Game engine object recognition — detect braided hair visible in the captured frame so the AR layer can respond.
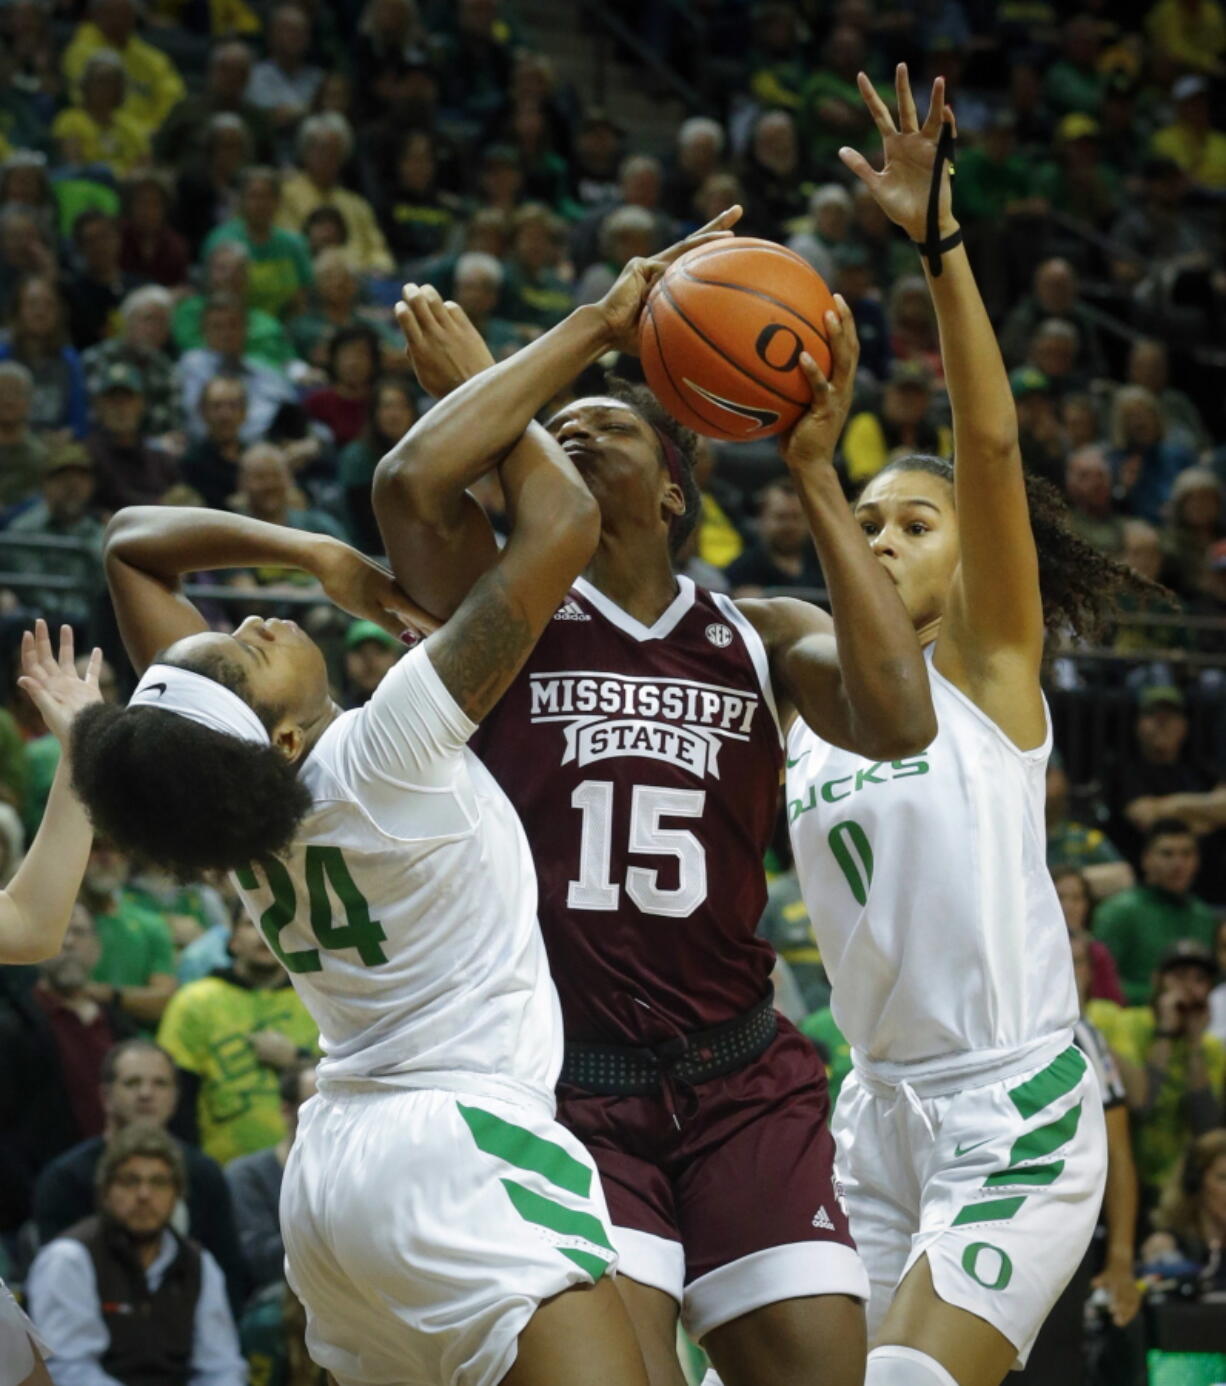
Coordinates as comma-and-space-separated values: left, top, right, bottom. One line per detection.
874, 454, 1162, 641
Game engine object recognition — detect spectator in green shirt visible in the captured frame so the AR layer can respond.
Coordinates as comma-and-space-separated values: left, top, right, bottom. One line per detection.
1044, 14, 1107, 116
1091, 941, 1225, 1197
203, 167, 313, 321
80, 838, 178, 1030
952, 112, 1041, 227
172, 241, 296, 369
1095, 819, 1220, 1004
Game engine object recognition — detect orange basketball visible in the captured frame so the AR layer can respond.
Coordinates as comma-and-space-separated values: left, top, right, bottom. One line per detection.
639, 238, 836, 441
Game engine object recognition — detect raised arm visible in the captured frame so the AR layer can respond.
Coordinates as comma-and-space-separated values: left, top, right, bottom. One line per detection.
842, 67, 1046, 746
0, 622, 100, 964
103, 507, 428, 674
374, 210, 742, 620
739, 299, 934, 757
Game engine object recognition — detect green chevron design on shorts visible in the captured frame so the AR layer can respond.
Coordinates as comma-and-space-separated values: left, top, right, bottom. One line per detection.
1007, 1045, 1086, 1121
458, 1103, 592, 1197
561, 1247, 613, 1281
500, 1178, 616, 1253
984, 1160, 1065, 1188
951, 1195, 1027, 1227
1007, 1100, 1083, 1167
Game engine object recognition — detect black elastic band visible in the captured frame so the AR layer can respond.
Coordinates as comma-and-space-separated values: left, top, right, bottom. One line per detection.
915, 121, 961, 277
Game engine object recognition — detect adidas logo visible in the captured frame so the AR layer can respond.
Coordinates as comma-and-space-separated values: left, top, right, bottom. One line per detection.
553, 599, 591, 621
811, 1206, 835, 1231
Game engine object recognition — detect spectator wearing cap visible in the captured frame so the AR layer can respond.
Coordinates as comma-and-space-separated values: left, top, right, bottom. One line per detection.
1000, 258, 1107, 377
52, 50, 150, 178
33, 1039, 249, 1314
82, 285, 182, 440
0, 360, 47, 509
177, 297, 297, 448
1092, 940, 1225, 1198
278, 114, 394, 276
1047, 753, 1135, 900
1096, 819, 1220, 1004
1009, 367, 1067, 487
841, 361, 952, 486
342, 621, 403, 709
787, 184, 853, 282
85, 360, 178, 511
203, 168, 314, 322
27, 1123, 246, 1386
725, 478, 824, 599
61, 0, 186, 141
1065, 445, 1126, 556
1107, 384, 1196, 527
3, 444, 103, 627
0, 908, 134, 1233
1144, 0, 1226, 81
1151, 75, 1226, 190
153, 41, 274, 169
1033, 113, 1122, 229
245, 3, 323, 139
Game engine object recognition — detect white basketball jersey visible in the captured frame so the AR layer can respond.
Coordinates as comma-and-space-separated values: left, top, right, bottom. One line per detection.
233, 643, 561, 1110
786, 646, 1076, 1085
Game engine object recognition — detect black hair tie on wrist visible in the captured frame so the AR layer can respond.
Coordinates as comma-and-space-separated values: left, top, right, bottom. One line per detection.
914, 120, 961, 277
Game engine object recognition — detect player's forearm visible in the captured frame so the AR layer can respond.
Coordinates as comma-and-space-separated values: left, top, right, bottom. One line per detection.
377, 307, 611, 518
922, 238, 1019, 464
105, 507, 338, 583
1149, 789, 1226, 832
0, 756, 92, 964
114, 976, 177, 1026
1103, 1109, 1138, 1268
795, 467, 935, 757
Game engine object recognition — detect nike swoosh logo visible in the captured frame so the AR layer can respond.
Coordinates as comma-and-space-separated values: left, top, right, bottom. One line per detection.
786, 751, 809, 769
954, 1138, 992, 1157
682, 378, 781, 432
146, 682, 167, 696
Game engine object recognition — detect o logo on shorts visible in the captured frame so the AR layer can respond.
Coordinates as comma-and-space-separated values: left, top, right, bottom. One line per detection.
962, 1242, 1013, 1291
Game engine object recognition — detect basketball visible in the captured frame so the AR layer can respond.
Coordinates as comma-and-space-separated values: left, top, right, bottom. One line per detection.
639, 238, 837, 442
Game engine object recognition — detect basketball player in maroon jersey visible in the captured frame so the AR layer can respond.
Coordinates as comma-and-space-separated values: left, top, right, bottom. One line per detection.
374, 217, 936, 1386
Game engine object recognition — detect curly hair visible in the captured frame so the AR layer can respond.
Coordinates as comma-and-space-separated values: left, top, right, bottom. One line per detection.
600, 376, 702, 557
874, 454, 1163, 641
71, 646, 312, 882
1154, 1130, 1226, 1241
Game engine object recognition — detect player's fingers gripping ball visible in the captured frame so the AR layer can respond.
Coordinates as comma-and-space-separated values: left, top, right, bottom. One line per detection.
639, 237, 837, 441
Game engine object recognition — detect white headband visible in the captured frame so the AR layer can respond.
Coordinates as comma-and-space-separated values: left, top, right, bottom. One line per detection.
128, 663, 271, 746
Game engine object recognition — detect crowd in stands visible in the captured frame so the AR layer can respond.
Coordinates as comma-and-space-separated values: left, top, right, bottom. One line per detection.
0, 0, 1224, 1382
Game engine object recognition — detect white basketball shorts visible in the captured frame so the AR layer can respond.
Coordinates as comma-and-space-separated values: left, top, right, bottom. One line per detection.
834, 1041, 1107, 1368
282, 1085, 619, 1386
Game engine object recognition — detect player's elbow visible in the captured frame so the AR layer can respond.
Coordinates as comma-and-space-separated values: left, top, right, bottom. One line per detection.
854, 704, 936, 761
102, 506, 160, 560
373, 440, 438, 521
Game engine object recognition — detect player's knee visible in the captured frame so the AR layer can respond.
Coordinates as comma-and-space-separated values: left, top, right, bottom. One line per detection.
865, 1345, 959, 1386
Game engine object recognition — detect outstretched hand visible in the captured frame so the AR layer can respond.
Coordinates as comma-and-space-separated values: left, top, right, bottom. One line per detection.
596, 205, 742, 355
839, 65, 956, 245
395, 284, 497, 400
780, 295, 860, 475
18, 620, 103, 748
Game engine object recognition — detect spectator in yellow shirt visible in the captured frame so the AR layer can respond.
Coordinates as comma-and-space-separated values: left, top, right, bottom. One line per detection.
841, 360, 953, 486
62, 0, 187, 140
277, 114, 394, 277
1146, 0, 1226, 78
52, 52, 150, 177
1151, 75, 1226, 190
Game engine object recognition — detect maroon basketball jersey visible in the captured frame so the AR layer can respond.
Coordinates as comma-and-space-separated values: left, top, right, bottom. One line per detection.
472, 575, 782, 1045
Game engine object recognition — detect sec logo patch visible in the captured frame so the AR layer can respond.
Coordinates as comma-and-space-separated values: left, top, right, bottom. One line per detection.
706, 623, 733, 648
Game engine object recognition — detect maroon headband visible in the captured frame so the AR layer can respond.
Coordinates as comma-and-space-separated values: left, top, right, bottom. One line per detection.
653, 425, 685, 490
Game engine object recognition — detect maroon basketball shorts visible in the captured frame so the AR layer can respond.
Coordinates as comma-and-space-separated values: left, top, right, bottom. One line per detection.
556, 1018, 870, 1341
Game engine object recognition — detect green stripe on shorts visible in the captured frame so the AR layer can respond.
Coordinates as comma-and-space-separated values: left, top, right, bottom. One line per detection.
1007, 1045, 1086, 1120
561, 1247, 613, 1281
1007, 1100, 1083, 1167
951, 1195, 1026, 1227
500, 1178, 616, 1253
458, 1103, 592, 1197
984, 1161, 1065, 1188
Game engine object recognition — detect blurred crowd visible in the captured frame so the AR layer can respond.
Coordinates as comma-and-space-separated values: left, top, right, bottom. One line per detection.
0, 0, 1224, 1382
